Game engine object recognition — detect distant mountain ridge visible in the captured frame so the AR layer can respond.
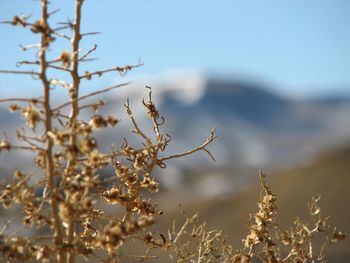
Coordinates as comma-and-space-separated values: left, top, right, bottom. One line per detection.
1, 76, 350, 170
154, 78, 350, 168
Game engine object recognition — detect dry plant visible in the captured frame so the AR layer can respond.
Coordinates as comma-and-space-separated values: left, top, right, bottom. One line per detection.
236, 171, 346, 262
0, 1, 216, 262
147, 172, 345, 263
0, 1, 346, 263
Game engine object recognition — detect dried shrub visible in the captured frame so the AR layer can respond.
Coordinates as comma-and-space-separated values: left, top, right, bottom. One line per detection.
236, 172, 346, 263
148, 173, 346, 263
0, 1, 345, 262
0, 1, 216, 262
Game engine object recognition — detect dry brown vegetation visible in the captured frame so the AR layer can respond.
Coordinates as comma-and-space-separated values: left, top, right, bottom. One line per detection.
166, 145, 350, 262
0, 1, 346, 262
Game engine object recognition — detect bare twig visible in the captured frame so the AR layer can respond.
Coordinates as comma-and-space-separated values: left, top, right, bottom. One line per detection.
79, 44, 97, 61
48, 8, 60, 17
47, 64, 72, 72
19, 44, 41, 51
0, 219, 13, 235
16, 60, 40, 66
0, 98, 43, 104
0, 69, 39, 76
53, 82, 131, 111
7, 144, 44, 152
159, 128, 217, 162
80, 63, 143, 79
124, 99, 153, 146
78, 100, 107, 111
51, 31, 71, 41
81, 31, 101, 37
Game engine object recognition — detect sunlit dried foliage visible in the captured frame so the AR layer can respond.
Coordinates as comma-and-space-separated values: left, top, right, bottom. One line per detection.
0, 0, 345, 262
234, 172, 346, 263
155, 208, 235, 263
147, 174, 345, 263
0, 0, 216, 262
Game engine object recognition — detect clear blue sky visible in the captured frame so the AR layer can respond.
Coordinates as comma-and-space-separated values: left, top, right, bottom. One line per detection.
1, 0, 350, 97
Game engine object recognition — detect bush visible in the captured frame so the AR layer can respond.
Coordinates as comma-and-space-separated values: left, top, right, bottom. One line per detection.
0, 1, 345, 262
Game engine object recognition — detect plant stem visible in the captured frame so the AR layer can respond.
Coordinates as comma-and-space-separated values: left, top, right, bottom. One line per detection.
66, 1, 83, 262
40, 0, 65, 262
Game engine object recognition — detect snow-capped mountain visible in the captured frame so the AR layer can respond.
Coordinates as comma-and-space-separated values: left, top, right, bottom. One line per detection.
1, 73, 350, 172
136, 77, 350, 168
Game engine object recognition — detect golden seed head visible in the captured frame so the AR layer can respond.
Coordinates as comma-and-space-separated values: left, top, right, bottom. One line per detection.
57, 51, 71, 68
31, 19, 45, 33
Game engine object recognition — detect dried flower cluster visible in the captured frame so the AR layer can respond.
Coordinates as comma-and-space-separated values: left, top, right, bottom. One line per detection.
144, 174, 346, 263
0, 0, 345, 262
233, 172, 346, 263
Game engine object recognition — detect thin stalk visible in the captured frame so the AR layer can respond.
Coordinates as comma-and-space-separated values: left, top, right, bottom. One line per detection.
40, 0, 65, 262
66, 1, 84, 262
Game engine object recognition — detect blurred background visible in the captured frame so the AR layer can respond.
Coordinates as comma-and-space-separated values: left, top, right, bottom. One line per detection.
1, 0, 350, 261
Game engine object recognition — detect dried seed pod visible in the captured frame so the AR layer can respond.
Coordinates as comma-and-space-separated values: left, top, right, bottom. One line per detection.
84, 71, 92, 80
57, 51, 71, 68
89, 114, 107, 129
31, 19, 45, 33
47, 129, 70, 145
78, 137, 97, 153
106, 115, 119, 127
102, 187, 123, 205
21, 105, 41, 129
11, 15, 27, 27
147, 179, 159, 193
77, 123, 92, 136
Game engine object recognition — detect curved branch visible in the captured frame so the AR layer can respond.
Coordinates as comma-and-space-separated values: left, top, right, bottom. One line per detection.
159, 128, 217, 162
